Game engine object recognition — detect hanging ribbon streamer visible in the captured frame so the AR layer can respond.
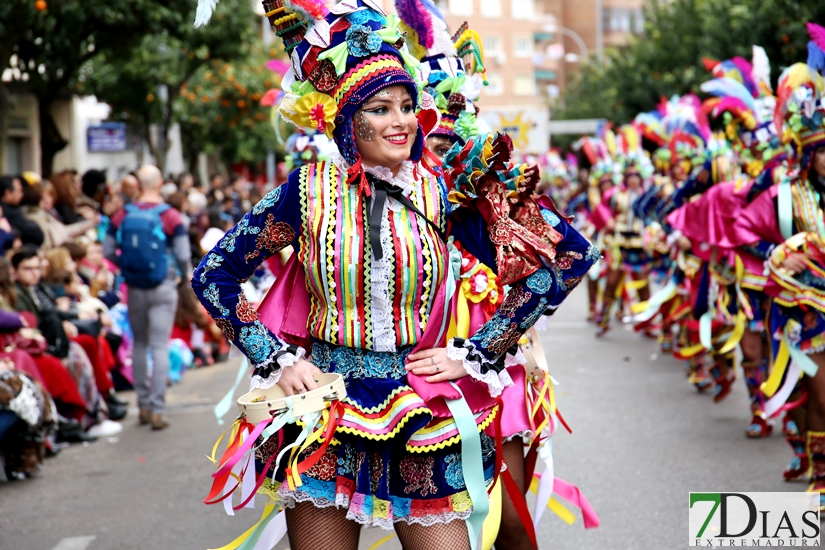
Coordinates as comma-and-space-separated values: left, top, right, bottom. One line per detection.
624, 280, 678, 324
215, 359, 250, 425
784, 325, 820, 378
481, 476, 503, 550
699, 311, 713, 351
445, 382, 489, 550
532, 439, 555, 529
763, 361, 802, 419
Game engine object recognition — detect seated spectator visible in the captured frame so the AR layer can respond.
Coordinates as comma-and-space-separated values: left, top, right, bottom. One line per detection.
20, 177, 97, 250
80, 169, 106, 208
0, 360, 57, 480
49, 170, 84, 224
12, 247, 124, 434
176, 172, 194, 193
0, 176, 44, 248
0, 256, 95, 443
172, 284, 223, 367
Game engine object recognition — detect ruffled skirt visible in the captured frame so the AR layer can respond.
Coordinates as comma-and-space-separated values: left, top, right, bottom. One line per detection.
257, 341, 497, 528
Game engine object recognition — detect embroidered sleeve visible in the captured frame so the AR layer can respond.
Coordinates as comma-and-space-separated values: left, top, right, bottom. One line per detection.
448, 208, 597, 396
192, 173, 303, 387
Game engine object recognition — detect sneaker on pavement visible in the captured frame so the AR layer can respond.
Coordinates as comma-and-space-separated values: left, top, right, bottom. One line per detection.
87, 419, 123, 438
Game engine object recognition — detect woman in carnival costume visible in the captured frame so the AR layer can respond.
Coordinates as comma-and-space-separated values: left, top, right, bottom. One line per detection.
666, 49, 797, 438
731, 49, 825, 506
588, 130, 655, 337
192, 0, 596, 547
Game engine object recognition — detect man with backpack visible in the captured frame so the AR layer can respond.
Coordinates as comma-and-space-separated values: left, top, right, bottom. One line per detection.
104, 165, 191, 431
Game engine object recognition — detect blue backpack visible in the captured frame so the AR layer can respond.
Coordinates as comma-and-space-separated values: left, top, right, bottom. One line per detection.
117, 203, 171, 288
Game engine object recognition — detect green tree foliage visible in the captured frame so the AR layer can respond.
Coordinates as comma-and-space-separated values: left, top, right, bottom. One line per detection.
3, 0, 182, 175
78, 0, 256, 174
555, 0, 825, 125
175, 43, 284, 173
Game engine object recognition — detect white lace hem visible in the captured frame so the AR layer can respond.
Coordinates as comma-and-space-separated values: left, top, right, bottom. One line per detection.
446, 339, 514, 398
273, 488, 472, 530
248, 346, 306, 391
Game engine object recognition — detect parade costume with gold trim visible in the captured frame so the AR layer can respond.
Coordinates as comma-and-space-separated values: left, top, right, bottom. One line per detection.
193, 0, 597, 544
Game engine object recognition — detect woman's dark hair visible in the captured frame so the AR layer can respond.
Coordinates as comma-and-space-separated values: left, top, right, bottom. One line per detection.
45, 267, 73, 286
63, 240, 88, 262
0, 257, 17, 307
81, 169, 107, 199
166, 191, 186, 212
175, 284, 209, 329
49, 170, 79, 207
20, 180, 44, 207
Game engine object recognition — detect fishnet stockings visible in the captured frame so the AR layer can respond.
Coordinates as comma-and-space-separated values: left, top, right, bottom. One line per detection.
284, 502, 361, 550
495, 440, 533, 550
394, 517, 470, 550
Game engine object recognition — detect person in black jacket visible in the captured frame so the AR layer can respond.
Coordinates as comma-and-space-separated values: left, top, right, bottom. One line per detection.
0, 176, 44, 248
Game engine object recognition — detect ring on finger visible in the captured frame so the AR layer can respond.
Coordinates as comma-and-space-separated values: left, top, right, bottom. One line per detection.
435, 366, 440, 373
430, 358, 435, 366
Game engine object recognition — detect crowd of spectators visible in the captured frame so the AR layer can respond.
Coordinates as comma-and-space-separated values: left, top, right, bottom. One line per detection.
0, 167, 266, 481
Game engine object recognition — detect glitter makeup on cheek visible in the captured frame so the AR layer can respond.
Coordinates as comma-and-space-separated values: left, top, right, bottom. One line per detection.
354, 111, 377, 141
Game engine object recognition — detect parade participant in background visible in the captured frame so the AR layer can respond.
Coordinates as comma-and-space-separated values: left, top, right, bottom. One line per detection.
417, 19, 598, 548
589, 127, 655, 337
733, 56, 825, 507
193, 0, 595, 548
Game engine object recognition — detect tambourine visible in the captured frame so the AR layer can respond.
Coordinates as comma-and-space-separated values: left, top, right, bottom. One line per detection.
237, 372, 346, 424
520, 328, 548, 383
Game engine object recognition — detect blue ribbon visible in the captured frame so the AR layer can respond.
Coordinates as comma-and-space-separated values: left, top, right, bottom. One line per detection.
445, 383, 489, 550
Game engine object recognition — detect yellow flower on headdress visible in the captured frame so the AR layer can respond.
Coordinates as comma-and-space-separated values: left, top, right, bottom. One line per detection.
289, 92, 337, 139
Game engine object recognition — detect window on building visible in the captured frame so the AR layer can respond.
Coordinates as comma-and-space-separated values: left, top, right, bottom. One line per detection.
484, 34, 502, 57
513, 74, 536, 96
513, 36, 533, 58
603, 8, 644, 33
633, 9, 645, 33
511, 0, 534, 20
480, 0, 500, 18
485, 73, 504, 96
449, 0, 473, 17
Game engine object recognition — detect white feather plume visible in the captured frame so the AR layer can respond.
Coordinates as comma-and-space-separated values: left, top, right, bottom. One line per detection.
752, 45, 772, 94
194, 0, 220, 28
429, 16, 456, 58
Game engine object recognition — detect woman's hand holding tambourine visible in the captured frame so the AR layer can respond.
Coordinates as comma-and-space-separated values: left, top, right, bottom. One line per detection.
277, 358, 322, 396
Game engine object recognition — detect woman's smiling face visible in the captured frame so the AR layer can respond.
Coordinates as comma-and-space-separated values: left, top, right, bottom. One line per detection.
353, 85, 418, 173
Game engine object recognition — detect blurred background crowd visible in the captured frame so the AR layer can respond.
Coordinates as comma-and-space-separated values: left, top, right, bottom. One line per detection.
0, 167, 287, 481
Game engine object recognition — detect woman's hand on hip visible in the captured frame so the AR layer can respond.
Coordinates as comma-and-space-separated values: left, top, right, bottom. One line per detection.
406, 348, 467, 383
277, 358, 321, 396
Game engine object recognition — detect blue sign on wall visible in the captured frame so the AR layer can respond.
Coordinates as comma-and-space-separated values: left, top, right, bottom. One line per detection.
87, 122, 127, 152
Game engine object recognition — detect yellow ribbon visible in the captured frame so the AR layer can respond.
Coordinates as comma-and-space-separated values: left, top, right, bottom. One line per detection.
368, 534, 398, 550
761, 339, 790, 398
717, 310, 747, 355
207, 419, 242, 464
481, 477, 503, 550
209, 501, 278, 550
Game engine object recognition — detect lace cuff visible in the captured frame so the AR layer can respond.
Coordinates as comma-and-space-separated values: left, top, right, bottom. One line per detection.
446, 338, 513, 397
249, 345, 306, 390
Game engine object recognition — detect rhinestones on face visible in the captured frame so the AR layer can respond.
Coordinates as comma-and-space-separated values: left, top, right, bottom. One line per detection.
354, 111, 377, 141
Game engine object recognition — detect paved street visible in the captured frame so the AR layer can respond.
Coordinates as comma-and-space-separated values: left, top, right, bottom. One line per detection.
0, 287, 793, 550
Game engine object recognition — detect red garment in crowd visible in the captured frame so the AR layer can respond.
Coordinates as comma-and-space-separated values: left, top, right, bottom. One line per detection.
72, 334, 115, 397
29, 352, 88, 420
